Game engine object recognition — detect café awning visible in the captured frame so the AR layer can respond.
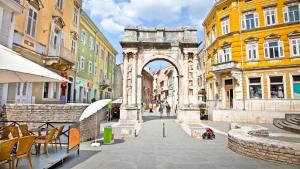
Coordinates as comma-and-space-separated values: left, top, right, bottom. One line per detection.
0, 44, 68, 83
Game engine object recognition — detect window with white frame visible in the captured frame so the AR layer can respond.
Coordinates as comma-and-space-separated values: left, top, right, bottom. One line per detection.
290, 38, 300, 57
246, 43, 259, 60
95, 43, 99, 55
212, 25, 216, 42
292, 75, 300, 99
71, 38, 76, 53
217, 48, 231, 64
16, 83, 29, 96
52, 27, 60, 50
43, 82, 59, 99
88, 61, 92, 73
80, 56, 84, 71
264, 41, 284, 59
242, 12, 259, 30
26, 6, 38, 37
56, 0, 63, 9
73, 6, 79, 25
206, 31, 210, 47
90, 37, 94, 50
270, 76, 285, 99
283, 4, 300, 23
221, 17, 230, 35
81, 30, 86, 45
248, 77, 262, 99
264, 8, 277, 26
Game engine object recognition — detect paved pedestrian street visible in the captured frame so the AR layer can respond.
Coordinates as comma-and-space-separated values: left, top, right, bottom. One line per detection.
59, 111, 298, 169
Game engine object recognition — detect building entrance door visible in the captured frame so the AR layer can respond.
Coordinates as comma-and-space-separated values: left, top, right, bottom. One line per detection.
225, 79, 233, 109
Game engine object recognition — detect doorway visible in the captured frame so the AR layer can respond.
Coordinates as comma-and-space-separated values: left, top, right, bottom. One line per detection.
225, 79, 233, 109
67, 77, 73, 103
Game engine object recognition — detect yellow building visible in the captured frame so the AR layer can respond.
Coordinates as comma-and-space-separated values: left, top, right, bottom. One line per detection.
203, 0, 300, 112
10, 0, 81, 104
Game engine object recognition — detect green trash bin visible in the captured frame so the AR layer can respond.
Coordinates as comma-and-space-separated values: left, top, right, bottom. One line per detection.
103, 127, 113, 144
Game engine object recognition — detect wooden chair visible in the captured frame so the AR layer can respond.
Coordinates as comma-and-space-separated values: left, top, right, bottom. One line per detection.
13, 136, 36, 169
0, 126, 12, 140
34, 128, 56, 155
0, 138, 18, 169
53, 125, 64, 150
10, 126, 20, 138
19, 124, 30, 137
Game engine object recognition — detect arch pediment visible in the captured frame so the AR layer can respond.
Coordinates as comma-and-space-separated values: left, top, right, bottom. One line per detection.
245, 36, 259, 43
27, 0, 44, 10
288, 30, 300, 38
265, 34, 281, 40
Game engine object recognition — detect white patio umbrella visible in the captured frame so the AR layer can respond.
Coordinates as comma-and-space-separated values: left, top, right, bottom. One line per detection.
79, 99, 112, 121
0, 44, 68, 83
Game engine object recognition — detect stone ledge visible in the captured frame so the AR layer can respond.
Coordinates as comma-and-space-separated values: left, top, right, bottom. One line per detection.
228, 125, 300, 165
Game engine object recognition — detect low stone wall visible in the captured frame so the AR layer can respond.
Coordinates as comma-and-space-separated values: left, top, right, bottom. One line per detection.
208, 109, 300, 123
228, 125, 300, 165
1, 104, 106, 142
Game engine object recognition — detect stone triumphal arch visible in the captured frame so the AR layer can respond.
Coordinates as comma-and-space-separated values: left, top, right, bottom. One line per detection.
120, 26, 200, 125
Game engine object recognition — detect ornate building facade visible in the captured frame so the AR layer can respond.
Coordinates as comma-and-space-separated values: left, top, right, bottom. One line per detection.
203, 0, 300, 115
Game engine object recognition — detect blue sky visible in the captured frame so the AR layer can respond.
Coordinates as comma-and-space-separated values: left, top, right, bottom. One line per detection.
82, 0, 214, 70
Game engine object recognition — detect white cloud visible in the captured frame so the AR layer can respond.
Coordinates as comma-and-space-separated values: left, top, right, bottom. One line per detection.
83, 0, 214, 33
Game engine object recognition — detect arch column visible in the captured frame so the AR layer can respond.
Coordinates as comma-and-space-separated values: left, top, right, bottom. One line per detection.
193, 54, 198, 105
131, 53, 138, 107
122, 52, 128, 106
137, 74, 143, 122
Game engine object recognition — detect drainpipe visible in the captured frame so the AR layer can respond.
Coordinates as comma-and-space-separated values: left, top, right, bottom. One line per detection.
238, 0, 246, 111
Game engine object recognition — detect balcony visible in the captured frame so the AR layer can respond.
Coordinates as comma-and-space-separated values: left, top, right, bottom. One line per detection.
44, 45, 76, 71
100, 78, 111, 89
212, 61, 239, 72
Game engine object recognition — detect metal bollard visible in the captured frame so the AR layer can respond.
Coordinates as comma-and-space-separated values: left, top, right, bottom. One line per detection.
163, 123, 166, 138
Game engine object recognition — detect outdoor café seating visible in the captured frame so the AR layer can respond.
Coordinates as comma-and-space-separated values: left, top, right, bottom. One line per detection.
0, 138, 18, 169
19, 124, 31, 136
34, 128, 56, 156
53, 125, 64, 150
13, 135, 36, 169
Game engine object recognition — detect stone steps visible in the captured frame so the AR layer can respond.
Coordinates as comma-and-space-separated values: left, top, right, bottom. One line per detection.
273, 116, 300, 134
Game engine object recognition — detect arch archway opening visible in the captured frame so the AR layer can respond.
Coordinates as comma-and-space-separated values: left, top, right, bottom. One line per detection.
139, 59, 180, 122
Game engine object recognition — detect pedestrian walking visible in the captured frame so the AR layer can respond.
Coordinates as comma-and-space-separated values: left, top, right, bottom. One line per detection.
166, 102, 171, 117
159, 104, 163, 118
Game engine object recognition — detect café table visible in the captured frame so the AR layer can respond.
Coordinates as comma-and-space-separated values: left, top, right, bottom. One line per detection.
30, 127, 52, 155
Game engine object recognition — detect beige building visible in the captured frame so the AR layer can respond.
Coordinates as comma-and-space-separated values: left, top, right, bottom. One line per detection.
9, 0, 81, 104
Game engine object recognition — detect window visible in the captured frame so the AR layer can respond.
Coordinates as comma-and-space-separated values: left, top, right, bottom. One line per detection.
52, 27, 60, 49
270, 76, 284, 99
43, 82, 59, 99
283, 4, 300, 23
90, 37, 94, 50
56, 0, 63, 9
81, 30, 86, 45
16, 83, 29, 96
242, 12, 259, 30
293, 75, 300, 99
73, 6, 79, 25
248, 77, 262, 99
290, 38, 300, 57
94, 65, 97, 76
88, 61, 92, 73
246, 43, 259, 60
221, 17, 230, 35
26, 6, 38, 37
264, 8, 277, 26
105, 92, 111, 99
217, 48, 231, 64
95, 43, 99, 55
80, 56, 84, 71
264, 41, 284, 59
206, 31, 210, 46
212, 25, 216, 42
71, 38, 76, 53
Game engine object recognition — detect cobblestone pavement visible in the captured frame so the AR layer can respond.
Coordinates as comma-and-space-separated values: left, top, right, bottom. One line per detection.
59, 111, 298, 169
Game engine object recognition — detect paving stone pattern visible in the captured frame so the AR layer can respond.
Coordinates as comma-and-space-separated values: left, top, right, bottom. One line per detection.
60, 112, 299, 169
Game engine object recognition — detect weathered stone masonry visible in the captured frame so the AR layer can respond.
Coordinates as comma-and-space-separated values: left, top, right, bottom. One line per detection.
1, 104, 105, 142
228, 126, 300, 165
